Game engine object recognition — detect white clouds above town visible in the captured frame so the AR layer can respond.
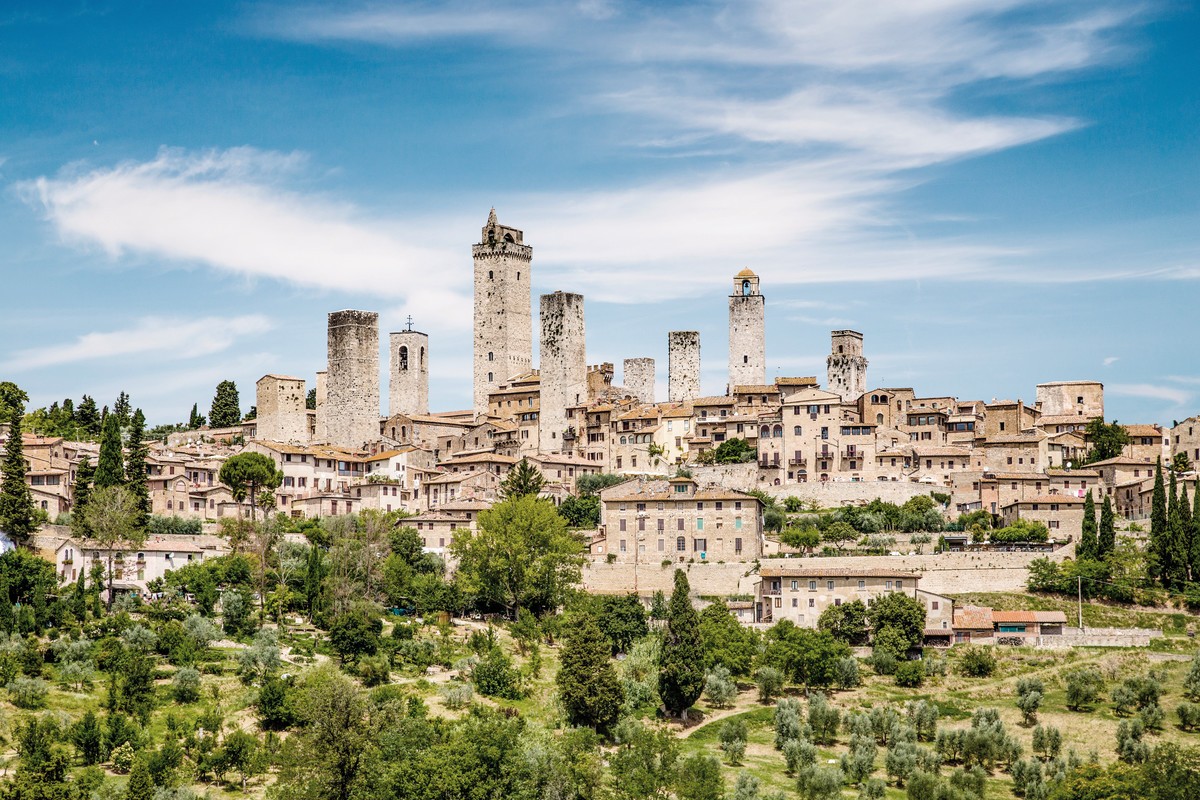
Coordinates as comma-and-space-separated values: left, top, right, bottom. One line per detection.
3, 315, 275, 371
1108, 383, 1192, 407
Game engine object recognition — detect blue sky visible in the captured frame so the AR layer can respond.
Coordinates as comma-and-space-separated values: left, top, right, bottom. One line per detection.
1, 1, 1198, 427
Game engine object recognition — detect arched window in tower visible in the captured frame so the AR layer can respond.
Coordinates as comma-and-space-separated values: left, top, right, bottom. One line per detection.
399, 346, 409, 371
488, 229, 495, 244
504, 233, 514, 243
743, 355, 749, 364
773, 425, 783, 438
488, 352, 494, 362
420, 347, 425, 368
488, 270, 494, 279
877, 413, 884, 425
487, 372, 493, 382
838, 345, 844, 354
742, 280, 751, 296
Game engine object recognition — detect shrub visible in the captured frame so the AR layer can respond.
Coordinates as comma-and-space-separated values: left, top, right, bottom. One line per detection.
8, 676, 49, 709
111, 742, 136, 773
834, 657, 861, 689
958, 646, 996, 678
704, 665, 738, 708
441, 682, 474, 709
1177, 701, 1200, 731
472, 647, 522, 699
775, 698, 809, 749
1064, 667, 1105, 711
894, 661, 925, 688
807, 693, 841, 745
358, 654, 391, 687
756, 666, 785, 703
783, 737, 817, 774
171, 667, 202, 704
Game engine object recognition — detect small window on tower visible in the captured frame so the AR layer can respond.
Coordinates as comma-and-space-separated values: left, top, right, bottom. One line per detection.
488, 372, 493, 382
517, 272, 521, 280
743, 355, 749, 364
398, 346, 408, 371
488, 352, 494, 362
488, 270, 493, 279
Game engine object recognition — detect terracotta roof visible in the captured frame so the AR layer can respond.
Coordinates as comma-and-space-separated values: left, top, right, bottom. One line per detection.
733, 384, 780, 394
913, 446, 971, 457
446, 452, 517, 465
425, 469, 494, 485
692, 396, 735, 407
953, 606, 994, 629
1084, 456, 1155, 467
1038, 414, 1093, 425
758, 565, 918, 579
1005, 494, 1085, 505
991, 610, 1067, 624
734, 267, 758, 278
1123, 424, 1164, 438
368, 447, 417, 460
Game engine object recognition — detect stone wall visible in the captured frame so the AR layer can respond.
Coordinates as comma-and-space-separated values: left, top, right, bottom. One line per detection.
1035, 381, 1104, 419
728, 293, 765, 389
623, 358, 656, 404
473, 211, 533, 414
583, 560, 760, 597
255, 375, 308, 443
689, 464, 935, 506
314, 370, 327, 442
326, 310, 380, 448
668, 331, 701, 403
389, 330, 430, 417
1033, 627, 1163, 648
538, 291, 586, 453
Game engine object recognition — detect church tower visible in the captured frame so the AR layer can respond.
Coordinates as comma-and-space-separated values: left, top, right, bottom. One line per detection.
389, 319, 429, 417
728, 268, 766, 391
473, 209, 533, 414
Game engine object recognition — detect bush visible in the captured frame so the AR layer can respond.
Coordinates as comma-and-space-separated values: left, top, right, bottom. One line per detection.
834, 657, 861, 689
472, 647, 522, 699
8, 676, 49, 709
172, 667, 202, 704
1177, 701, 1200, 731
441, 682, 473, 709
895, 661, 925, 687
783, 738, 817, 774
1065, 667, 1105, 711
958, 646, 996, 678
358, 654, 391, 687
704, 665, 738, 708
719, 719, 747, 765
756, 666, 785, 703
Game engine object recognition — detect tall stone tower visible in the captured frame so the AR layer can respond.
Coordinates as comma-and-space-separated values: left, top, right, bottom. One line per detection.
326, 310, 380, 448
389, 320, 429, 417
827, 330, 868, 402
669, 331, 701, 403
623, 358, 655, 403
473, 209, 533, 414
728, 268, 766, 390
255, 375, 308, 443
538, 291, 586, 453
313, 370, 327, 442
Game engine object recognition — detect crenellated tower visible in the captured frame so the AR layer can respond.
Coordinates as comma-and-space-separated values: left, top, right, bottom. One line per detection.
827, 329, 868, 402
473, 209, 533, 414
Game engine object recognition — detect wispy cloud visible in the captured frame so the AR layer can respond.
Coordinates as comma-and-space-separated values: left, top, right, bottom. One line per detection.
3, 314, 275, 371
18, 147, 473, 329
1103, 356, 1120, 366
1108, 382, 1191, 406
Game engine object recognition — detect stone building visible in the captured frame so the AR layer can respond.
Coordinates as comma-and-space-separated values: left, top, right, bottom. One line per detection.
1172, 415, 1200, 468
1035, 380, 1104, 419
313, 370, 327, 442
755, 566, 921, 627
539, 291, 587, 453
728, 269, 766, 390
255, 375, 308, 444
389, 326, 430, 417
325, 310, 380, 448
668, 331, 701, 403
827, 330, 867, 401
473, 209, 533, 414
624, 358, 655, 404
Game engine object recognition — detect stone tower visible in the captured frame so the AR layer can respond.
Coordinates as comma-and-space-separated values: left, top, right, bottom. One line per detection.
728, 268, 766, 390
255, 375, 308, 443
538, 291, 586, 453
313, 370, 327, 442
389, 321, 429, 417
668, 331, 700, 403
326, 310, 380, 448
827, 330, 868, 402
623, 358, 655, 403
473, 209, 533, 414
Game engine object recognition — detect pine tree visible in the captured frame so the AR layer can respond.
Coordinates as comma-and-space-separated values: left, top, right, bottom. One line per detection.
209, 380, 241, 428
1149, 458, 1168, 587
659, 569, 705, 720
75, 395, 101, 437
188, 403, 206, 430
499, 458, 546, 499
1078, 490, 1097, 561
124, 409, 150, 533
556, 612, 624, 733
112, 391, 131, 427
0, 391, 38, 543
1099, 495, 1116, 560
125, 755, 153, 800
71, 459, 95, 538
94, 414, 125, 489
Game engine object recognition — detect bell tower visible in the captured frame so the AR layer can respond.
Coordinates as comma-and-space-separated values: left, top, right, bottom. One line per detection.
472, 209, 533, 414
728, 268, 766, 391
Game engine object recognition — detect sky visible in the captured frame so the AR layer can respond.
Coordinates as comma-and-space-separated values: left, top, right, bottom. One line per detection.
1, 0, 1199, 428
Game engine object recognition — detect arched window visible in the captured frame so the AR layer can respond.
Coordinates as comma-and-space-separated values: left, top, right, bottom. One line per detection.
487, 372, 493, 382
876, 413, 884, 425
676, 536, 686, 552
794, 426, 801, 435
399, 346, 409, 371
504, 233, 514, 243
488, 351, 494, 362
773, 425, 783, 438
420, 347, 425, 368
742, 279, 751, 296
488, 270, 494, 279
619, 436, 627, 444
760, 425, 770, 437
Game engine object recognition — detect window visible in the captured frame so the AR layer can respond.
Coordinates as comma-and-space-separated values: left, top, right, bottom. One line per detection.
696, 501, 704, 510
896, 580, 903, 589
857, 580, 865, 589
677, 536, 686, 552
734, 537, 742, 554
734, 518, 743, 530
808, 580, 817, 591
696, 518, 704, 531
677, 518, 685, 531
827, 580, 834, 590
619, 519, 626, 532
808, 598, 815, 608
791, 580, 799, 590
619, 540, 627, 553
694, 538, 707, 552
932, 601, 939, 610
792, 598, 798, 607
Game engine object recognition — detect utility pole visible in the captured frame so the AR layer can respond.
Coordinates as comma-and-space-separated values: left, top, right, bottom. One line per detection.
1077, 575, 1083, 631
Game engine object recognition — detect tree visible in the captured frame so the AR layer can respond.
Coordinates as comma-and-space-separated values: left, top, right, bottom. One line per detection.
866, 591, 926, 652
781, 526, 821, 552
94, 413, 126, 489
1079, 490, 1098, 561
499, 458, 546, 499
1099, 495, 1116, 560
112, 391, 131, 426
328, 602, 382, 662
451, 494, 584, 617
818, 599, 869, 645
0, 385, 37, 543
305, 389, 317, 410
576, 472, 628, 496
218, 452, 283, 522
559, 494, 600, 528
82, 486, 145, 610
1085, 418, 1131, 463
659, 569, 705, 719
711, 438, 756, 464
1150, 458, 1169, 586
210, 380, 241, 428
125, 409, 150, 533
761, 621, 850, 688
596, 593, 649, 654
556, 612, 624, 733
70, 459, 95, 538
822, 521, 858, 551
698, 602, 758, 676
188, 403, 206, 429
1065, 666, 1105, 711
675, 754, 724, 800
278, 664, 375, 800
219, 729, 263, 790
76, 395, 101, 436
125, 756, 153, 800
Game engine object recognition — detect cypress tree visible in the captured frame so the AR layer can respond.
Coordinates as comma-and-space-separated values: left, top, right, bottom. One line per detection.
1167, 473, 1188, 588
1099, 495, 1116, 560
73, 569, 88, 622
0, 395, 38, 543
125, 756, 153, 800
188, 403, 205, 430
1191, 487, 1200, 583
71, 459, 95, 538
556, 612, 624, 733
209, 380, 241, 428
1150, 458, 1168, 586
94, 414, 125, 489
0, 575, 14, 634
75, 395, 100, 437
1078, 490, 1097, 561
125, 409, 150, 533
659, 569, 705, 720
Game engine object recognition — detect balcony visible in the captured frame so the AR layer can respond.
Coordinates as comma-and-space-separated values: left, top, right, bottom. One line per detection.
761, 586, 781, 596
842, 450, 860, 459
788, 458, 807, 467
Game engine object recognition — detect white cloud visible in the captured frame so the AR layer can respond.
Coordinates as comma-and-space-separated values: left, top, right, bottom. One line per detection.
1108, 383, 1191, 406
19, 147, 472, 329
3, 315, 275, 371
1103, 356, 1119, 366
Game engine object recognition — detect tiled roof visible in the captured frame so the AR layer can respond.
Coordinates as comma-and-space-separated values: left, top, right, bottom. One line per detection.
758, 565, 917, 579
991, 610, 1067, 624
1123, 424, 1164, 438
953, 606, 994, 629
